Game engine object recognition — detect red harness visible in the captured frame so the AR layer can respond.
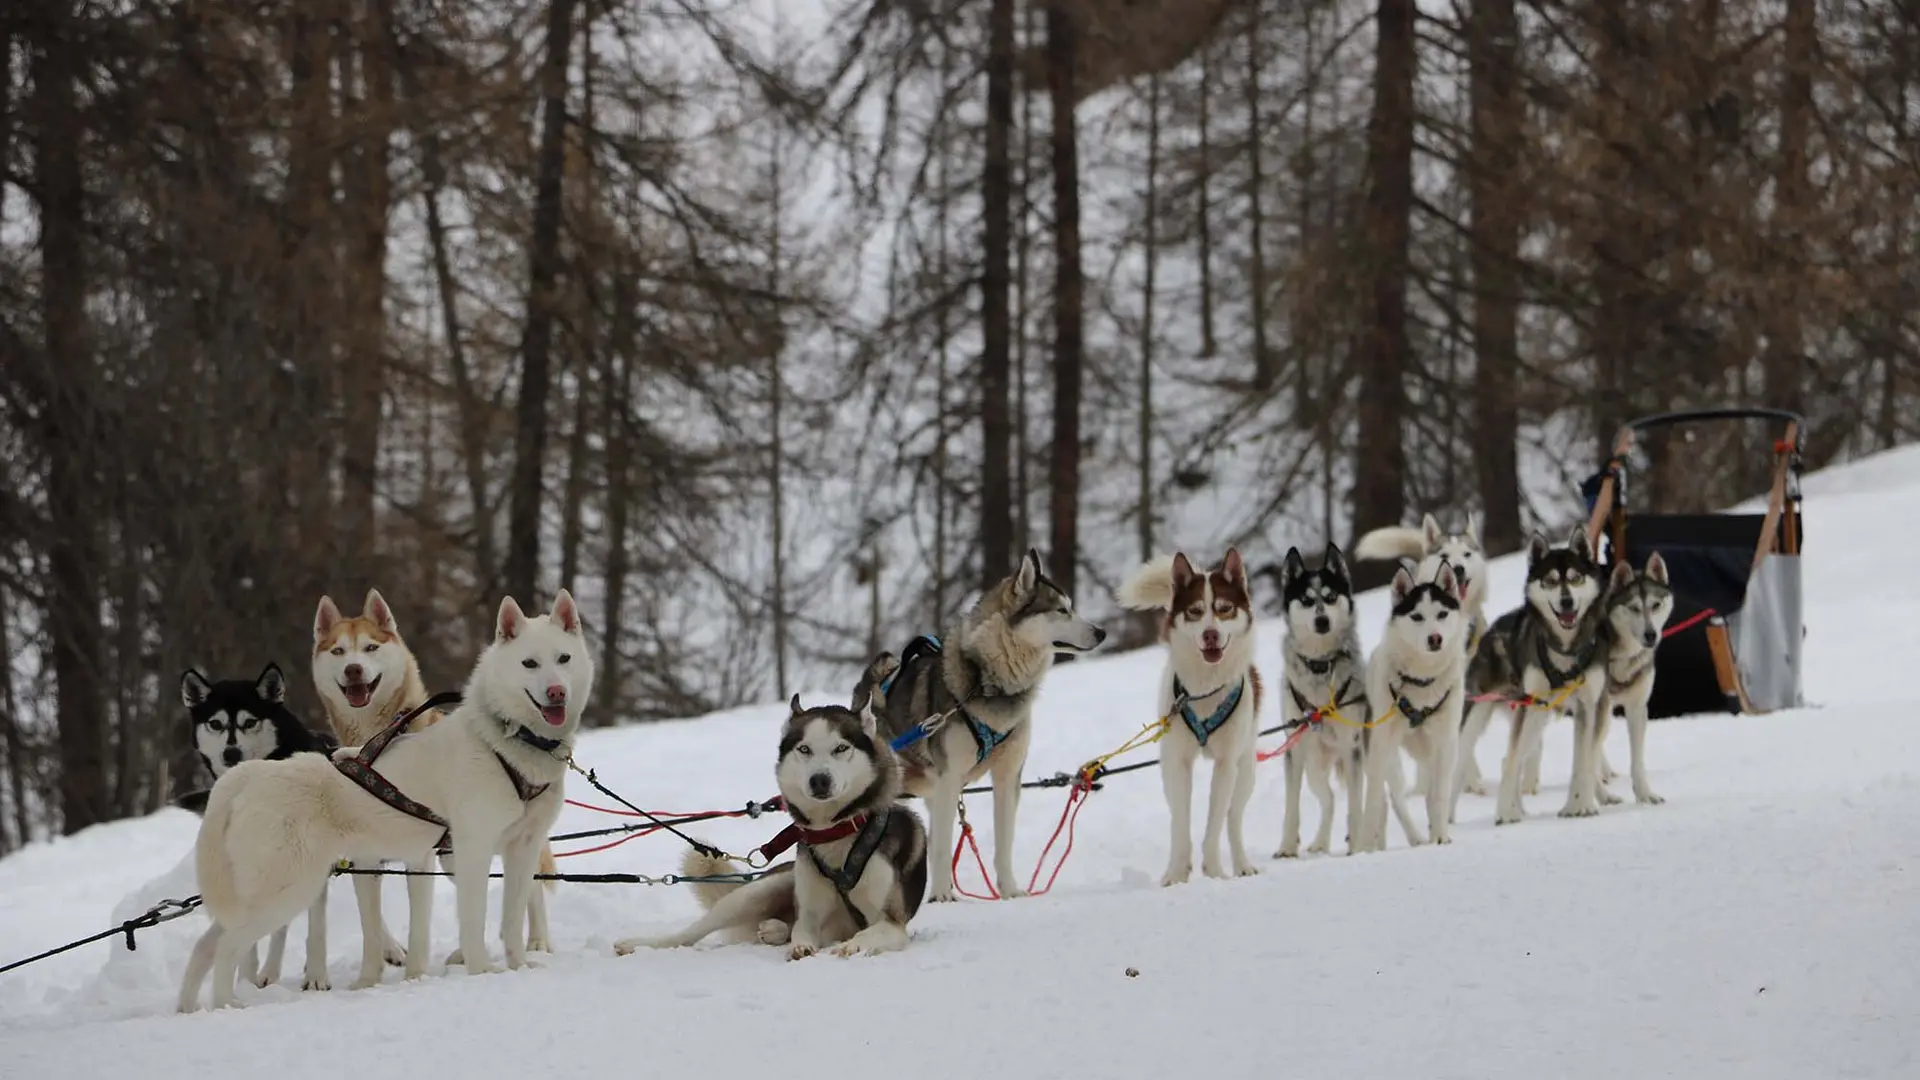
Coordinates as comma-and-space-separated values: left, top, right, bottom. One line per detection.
755, 813, 869, 863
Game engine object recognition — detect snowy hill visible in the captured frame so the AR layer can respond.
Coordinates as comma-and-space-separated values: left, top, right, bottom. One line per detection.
4, 448, 1920, 1078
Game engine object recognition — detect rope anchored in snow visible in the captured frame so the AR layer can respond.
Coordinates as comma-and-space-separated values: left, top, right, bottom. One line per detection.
0, 895, 205, 978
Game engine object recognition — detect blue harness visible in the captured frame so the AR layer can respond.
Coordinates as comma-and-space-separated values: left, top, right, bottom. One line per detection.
882, 635, 1009, 764
1171, 676, 1247, 747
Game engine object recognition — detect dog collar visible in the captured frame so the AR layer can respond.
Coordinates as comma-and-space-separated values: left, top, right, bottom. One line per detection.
513, 726, 565, 754
756, 812, 869, 862
1300, 649, 1347, 676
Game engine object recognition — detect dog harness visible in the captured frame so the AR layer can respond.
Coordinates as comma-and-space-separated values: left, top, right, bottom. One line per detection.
1388, 674, 1452, 729
1535, 634, 1599, 690
803, 811, 892, 931
1170, 677, 1246, 747
1286, 678, 1365, 723
881, 634, 1013, 764
332, 691, 554, 853
1299, 649, 1348, 677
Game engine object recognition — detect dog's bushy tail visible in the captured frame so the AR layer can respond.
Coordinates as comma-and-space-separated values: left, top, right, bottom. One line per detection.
1354, 526, 1427, 564
680, 848, 749, 912
194, 772, 244, 921
1115, 554, 1179, 612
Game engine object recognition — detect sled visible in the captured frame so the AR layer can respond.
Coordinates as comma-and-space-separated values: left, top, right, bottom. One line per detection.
1581, 408, 1805, 718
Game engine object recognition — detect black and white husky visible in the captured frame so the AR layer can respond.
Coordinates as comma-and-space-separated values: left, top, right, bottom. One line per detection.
178, 665, 341, 991
1356, 512, 1490, 654
614, 696, 929, 960
1592, 554, 1673, 806
1271, 543, 1370, 859
1455, 527, 1610, 826
1356, 562, 1472, 852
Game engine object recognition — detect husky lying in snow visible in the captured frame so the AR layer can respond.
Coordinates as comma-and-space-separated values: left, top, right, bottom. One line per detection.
179, 592, 590, 1011
614, 696, 929, 960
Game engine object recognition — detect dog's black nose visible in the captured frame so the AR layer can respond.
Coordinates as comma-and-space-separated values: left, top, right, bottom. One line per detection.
1642, 631, 1658, 647
1426, 633, 1444, 651
1092, 627, 1108, 645
808, 772, 833, 799
344, 664, 364, 680
1313, 615, 1330, 634
222, 747, 243, 765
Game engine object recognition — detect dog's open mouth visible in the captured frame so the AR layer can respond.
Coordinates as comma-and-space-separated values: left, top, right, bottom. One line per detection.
1200, 645, 1225, 664
1555, 610, 1579, 629
339, 674, 381, 709
527, 690, 568, 727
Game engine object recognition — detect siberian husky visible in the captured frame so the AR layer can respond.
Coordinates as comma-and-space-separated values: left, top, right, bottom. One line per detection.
1271, 543, 1370, 859
848, 549, 1105, 902
1356, 562, 1471, 852
1117, 548, 1264, 884
179, 664, 340, 990
1355, 511, 1490, 652
614, 696, 929, 960
311, 589, 557, 978
179, 592, 591, 1011
1591, 554, 1673, 806
1454, 527, 1610, 826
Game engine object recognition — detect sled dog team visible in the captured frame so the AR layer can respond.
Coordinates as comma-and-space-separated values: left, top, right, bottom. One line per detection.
177, 522, 1672, 1011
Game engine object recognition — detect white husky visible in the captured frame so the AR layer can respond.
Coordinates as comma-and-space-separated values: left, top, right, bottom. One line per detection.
178, 592, 592, 1011
1117, 548, 1264, 886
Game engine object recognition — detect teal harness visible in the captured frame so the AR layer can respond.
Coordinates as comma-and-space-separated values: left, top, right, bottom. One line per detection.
1170, 677, 1247, 747
883, 635, 1011, 764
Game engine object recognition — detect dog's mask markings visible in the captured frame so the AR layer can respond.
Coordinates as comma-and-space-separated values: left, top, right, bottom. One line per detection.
1171, 548, 1252, 666
1525, 527, 1602, 633
1389, 564, 1467, 655
1281, 544, 1354, 643
1010, 548, 1107, 654
779, 699, 881, 814
314, 588, 404, 711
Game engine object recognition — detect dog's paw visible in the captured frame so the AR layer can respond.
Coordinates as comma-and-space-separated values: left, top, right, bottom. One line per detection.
462, 959, 501, 976
612, 938, 644, 957
1431, 832, 1453, 846
757, 919, 792, 946
1597, 786, 1623, 806
301, 973, 330, 992
1635, 788, 1665, 806
1273, 844, 1300, 860
1494, 808, 1523, 826
505, 951, 528, 972
829, 940, 870, 959
926, 888, 958, 904
444, 947, 464, 967
1160, 866, 1191, 888
1557, 800, 1599, 819
1522, 780, 1541, 796
997, 884, 1029, 900
1234, 860, 1260, 878
527, 936, 550, 954
786, 943, 817, 962
349, 974, 382, 991
1463, 779, 1490, 797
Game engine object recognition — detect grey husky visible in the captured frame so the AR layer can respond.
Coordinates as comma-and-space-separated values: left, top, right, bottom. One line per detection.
849, 549, 1106, 902
614, 696, 928, 960
1271, 543, 1371, 859
1453, 526, 1610, 826
1590, 554, 1673, 806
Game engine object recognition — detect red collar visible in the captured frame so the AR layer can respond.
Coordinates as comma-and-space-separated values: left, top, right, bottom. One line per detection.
757, 813, 869, 862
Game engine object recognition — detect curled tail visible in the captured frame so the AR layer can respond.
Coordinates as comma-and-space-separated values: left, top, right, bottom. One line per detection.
1354, 526, 1428, 564
1115, 554, 1180, 611
679, 848, 749, 913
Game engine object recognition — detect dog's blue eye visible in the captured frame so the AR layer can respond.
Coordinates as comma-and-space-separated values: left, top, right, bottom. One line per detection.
521, 658, 538, 670
797, 745, 813, 756
557, 653, 571, 665
832, 744, 850, 756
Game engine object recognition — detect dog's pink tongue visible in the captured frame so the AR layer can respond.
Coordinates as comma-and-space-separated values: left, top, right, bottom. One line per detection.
344, 684, 372, 708
540, 703, 567, 726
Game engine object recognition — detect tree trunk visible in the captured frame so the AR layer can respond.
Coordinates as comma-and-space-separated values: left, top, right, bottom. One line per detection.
1138, 72, 1160, 564
1468, 0, 1523, 555
597, 274, 636, 723
0, 587, 29, 850
979, 0, 1017, 592
766, 46, 790, 695
1014, 0, 1038, 557
1244, 2, 1272, 390
285, 4, 338, 613
504, 0, 579, 608
1047, 3, 1085, 601
1351, 0, 1415, 553
34, 15, 110, 834
1196, 47, 1217, 358
340, 0, 396, 598
1764, 0, 1814, 416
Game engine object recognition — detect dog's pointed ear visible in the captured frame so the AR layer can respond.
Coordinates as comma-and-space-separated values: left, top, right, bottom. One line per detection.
1646, 551, 1669, 585
1322, 542, 1349, 583
1222, 546, 1246, 585
789, 693, 805, 718
1435, 560, 1459, 600
1465, 511, 1482, 546
1390, 565, 1415, 605
1015, 549, 1041, 595
550, 589, 582, 635
363, 588, 397, 634
496, 596, 528, 642
1610, 561, 1635, 591
255, 663, 287, 704
1422, 513, 1444, 549
314, 595, 343, 644
1567, 524, 1594, 562
181, 669, 212, 710
1281, 546, 1307, 589
1527, 532, 1550, 565
1171, 552, 1198, 590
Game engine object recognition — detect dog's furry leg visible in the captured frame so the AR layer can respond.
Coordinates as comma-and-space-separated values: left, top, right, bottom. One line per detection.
178, 923, 222, 1013
786, 898, 824, 961
1226, 748, 1258, 876
923, 785, 962, 903
1160, 745, 1196, 885
1382, 746, 1426, 846
499, 838, 538, 970
256, 927, 286, 988
1342, 744, 1365, 855
1496, 706, 1544, 825
830, 920, 910, 958
989, 742, 1028, 899
1425, 727, 1458, 845
349, 867, 389, 990
528, 843, 556, 952
210, 925, 255, 1010
1456, 701, 1496, 797
1199, 751, 1238, 878
449, 841, 498, 975
1626, 700, 1663, 804
403, 856, 433, 979
1560, 695, 1605, 818
301, 888, 330, 991
238, 941, 261, 988
1276, 746, 1306, 858
1521, 733, 1543, 796
1593, 703, 1623, 804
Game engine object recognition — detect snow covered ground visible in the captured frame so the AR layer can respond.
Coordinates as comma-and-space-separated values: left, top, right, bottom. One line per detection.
4, 448, 1920, 1078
